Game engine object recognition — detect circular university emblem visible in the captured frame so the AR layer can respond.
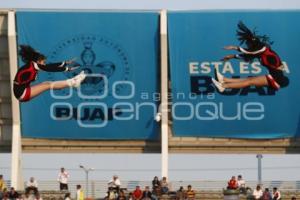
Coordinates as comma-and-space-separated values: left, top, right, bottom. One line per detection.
47, 34, 131, 100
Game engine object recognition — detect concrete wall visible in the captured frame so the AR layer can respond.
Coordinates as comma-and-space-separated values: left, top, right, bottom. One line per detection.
0, 11, 12, 152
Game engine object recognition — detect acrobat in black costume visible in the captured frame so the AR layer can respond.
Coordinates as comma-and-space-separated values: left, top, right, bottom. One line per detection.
211, 21, 289, 92
13, 45, 86, 102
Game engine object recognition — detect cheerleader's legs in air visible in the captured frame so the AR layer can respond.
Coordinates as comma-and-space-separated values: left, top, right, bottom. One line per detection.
211, 69, 269, 93
29, 71, 86, 99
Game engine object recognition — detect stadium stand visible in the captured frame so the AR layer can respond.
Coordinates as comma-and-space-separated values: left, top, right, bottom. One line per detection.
2, 179, 300, 199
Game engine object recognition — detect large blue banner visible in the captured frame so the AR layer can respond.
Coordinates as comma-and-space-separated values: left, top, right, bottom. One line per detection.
16, 11, 159, 139
168, 11, 300, 138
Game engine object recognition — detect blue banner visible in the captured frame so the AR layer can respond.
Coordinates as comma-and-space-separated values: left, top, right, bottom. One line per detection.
16, 11, 160, 139
168, 11, 300, 138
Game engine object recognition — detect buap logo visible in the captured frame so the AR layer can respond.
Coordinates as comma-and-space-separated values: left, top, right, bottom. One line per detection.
47, 34, 131, 99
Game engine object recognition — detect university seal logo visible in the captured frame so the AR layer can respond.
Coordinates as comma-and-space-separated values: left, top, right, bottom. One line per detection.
47, 34, 131, 99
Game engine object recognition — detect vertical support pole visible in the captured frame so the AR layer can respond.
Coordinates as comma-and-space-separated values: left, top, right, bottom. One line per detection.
86, 171, 89, 198
256, 154, 263, 184
160, 9, 169, 179
8, 10, 24, 190
91, 180, 95, 198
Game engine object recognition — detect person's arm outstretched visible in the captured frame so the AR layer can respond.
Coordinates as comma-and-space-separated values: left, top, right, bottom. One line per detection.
35, 58, 79, 72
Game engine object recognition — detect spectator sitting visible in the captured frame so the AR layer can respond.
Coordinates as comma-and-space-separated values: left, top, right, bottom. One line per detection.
227, 176, 238, 190
107, 187, 117, 200
117, 189, 127, 200
34, 193, 43, 200
58, 167, 70, 191
142, 186, 152, 200
237, 175, 246, 193
8, 187, 19, 199
24, 193, 30, 200
272, 187, 281, 200
291, 197, 296, 200
76, 185, 84, 200
128, 192, 134, 200
108, 175, 121, 193
152, 176, 161, 195
2, 190, 9, 200
160, 177, 169, 194
64, 192, 71, 200
25, 193, 32, 200
262, 188, 272, 200
133, 186, 143, 200
253, 185, 263, 200
176, 186, 185, 200
185, 185, 195, 200
26, 177, 39, 195
16, 194, 24, 200
0, 174, 7, 198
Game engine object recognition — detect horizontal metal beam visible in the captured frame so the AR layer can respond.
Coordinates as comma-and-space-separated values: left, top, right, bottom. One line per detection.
21, 138, 161, 153
169, 146, 300, 154
20, 137, 300, 154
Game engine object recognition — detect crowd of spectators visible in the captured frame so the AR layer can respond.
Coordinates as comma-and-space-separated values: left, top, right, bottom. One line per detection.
225, 175, 287, 200
105, 175, 198, 200
252, 185, 282, 200
0, 167, 71, 200
0, 172, 299, 200
226, 174, 248, 194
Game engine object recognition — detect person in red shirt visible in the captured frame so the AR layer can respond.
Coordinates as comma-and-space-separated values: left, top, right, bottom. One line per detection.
272, 187, 281, 200
227, 176, 238, 190
212, 21, 288, 92
132, 186, 143, 200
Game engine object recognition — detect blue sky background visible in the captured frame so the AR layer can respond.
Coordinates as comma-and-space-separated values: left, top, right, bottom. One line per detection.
0, 0, 300, 182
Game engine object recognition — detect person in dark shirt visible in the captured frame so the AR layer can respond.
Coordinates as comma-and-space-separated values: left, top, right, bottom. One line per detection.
142, 186, 152, 200
176, 186, 185, 200
117, 189, 127, 200
152, 176, 160, 196
262, 188, 272, 200
8, 187, 19, 199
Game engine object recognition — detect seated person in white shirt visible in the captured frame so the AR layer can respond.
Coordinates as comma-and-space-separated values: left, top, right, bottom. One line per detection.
26, 177, 39, 195
252, 185, 263, 200
108, 175, 121, 193
237, 175, 246, 193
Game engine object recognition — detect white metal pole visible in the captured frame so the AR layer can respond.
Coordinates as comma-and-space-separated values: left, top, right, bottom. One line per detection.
160, 9, 169, 179
256, 154, 263, 184
8, 10, 24, 191
86, 170, 89, 198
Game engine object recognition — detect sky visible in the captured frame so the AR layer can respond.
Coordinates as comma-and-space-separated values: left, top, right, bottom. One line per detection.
0, 0, 300, 183
0, 0, 299, 10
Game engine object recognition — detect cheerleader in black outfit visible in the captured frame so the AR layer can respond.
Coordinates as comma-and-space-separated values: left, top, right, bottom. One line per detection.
212, 21, 289, 92
13, 45, 86, 102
